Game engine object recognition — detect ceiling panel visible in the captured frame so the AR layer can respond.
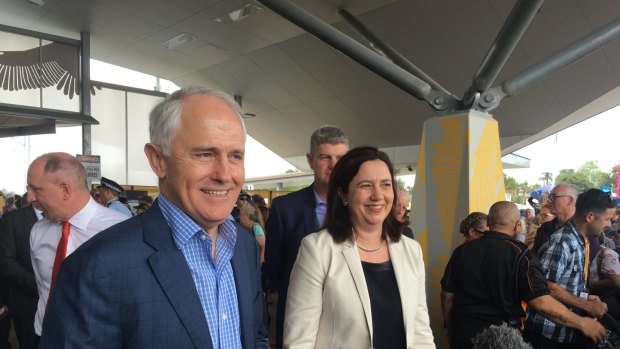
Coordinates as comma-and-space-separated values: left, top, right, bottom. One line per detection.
0, 0, 619, 166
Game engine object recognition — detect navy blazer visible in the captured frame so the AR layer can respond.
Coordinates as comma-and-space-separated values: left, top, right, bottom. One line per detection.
264, 184, 317, 349
40, 202, 268, 349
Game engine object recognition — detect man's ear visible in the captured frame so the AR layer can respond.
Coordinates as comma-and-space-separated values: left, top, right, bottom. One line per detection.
306, 152, 314, 170
144, 143, 167, 179
60, 182, 71, 200
585, 211, 596, 223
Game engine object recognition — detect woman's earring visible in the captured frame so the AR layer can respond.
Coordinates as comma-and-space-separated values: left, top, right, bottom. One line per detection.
343, 200, 348, 206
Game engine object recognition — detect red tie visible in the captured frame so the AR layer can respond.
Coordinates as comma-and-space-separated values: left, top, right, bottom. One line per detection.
50, 221, 71, 291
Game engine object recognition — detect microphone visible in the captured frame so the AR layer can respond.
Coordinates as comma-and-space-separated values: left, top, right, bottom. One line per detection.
472, 323, 532, 349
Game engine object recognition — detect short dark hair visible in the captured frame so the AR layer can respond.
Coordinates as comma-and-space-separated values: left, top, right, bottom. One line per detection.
575, 189, 616, 218
325, 146, 402, 243
459, 212, 488, 236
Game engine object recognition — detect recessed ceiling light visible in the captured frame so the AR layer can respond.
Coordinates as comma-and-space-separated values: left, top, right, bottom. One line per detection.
160, 33, 195, 50
214, 3, 263, 24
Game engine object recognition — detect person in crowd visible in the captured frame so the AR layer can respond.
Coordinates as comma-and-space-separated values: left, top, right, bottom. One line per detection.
525, 189, 614, 348
532, 183, 580, 255
284, 146, 435, 348
442, 201, 604, 349
0, 200, 42, 349
232, 191, 251, 222
239, 204, 266, 263
588, 242, 620, 319
27, 152, 129, 346
39, 88, 268, 348
251, 194, 269, 226
133, 203, 149, 215
395, 189, 414, 239
459, 212, 488, 242
139, 195, 153, 208
265, 125, 348, 349
525, 204, 555, 250
96, 177, 132, 217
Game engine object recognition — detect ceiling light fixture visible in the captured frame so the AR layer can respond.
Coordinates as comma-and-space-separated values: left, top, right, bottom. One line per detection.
214, 3, 263, 24
160, 33, 195, 50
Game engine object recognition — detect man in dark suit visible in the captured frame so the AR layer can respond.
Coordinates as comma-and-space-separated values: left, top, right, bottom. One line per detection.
0, 204, 40, 349
264, 125, 348, 349
40, 88, 268, 348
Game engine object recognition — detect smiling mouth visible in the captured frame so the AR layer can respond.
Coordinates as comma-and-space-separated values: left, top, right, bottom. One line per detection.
201, 189, 229, 196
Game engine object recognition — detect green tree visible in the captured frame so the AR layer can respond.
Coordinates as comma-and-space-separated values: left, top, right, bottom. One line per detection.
539, 172, 553, 186
555, 169, 593, 191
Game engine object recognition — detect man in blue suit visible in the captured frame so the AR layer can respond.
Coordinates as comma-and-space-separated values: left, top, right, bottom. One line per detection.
40, 88, 268, 349
264, 125, 348, 349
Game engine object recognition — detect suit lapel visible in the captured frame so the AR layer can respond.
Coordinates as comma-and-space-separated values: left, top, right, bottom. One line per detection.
342, 244, 373, 342
143, 204, 214, 349
388, 240, 411, 338
231, 229, 252, 349
302, 185, 318, 234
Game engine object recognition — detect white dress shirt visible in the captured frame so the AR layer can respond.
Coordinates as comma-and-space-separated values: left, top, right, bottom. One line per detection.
30, 197, 129, 335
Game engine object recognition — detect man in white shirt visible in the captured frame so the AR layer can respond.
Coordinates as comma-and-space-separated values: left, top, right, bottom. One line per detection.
26, 152, 128, 344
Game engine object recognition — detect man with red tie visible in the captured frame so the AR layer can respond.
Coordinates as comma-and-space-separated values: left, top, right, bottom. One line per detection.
26, 152, 128, 345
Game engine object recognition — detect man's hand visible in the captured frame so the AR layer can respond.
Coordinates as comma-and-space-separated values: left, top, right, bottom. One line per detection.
578, 316, 605, 344
585, 296, 608, 318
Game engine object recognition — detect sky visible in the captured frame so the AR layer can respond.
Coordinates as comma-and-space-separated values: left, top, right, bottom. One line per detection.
504, 104, 620, 186
1, 59, 618, 195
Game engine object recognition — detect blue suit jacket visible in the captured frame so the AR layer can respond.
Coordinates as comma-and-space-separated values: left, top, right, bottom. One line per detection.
40, 202, 268, 349
264, 184, 317, 349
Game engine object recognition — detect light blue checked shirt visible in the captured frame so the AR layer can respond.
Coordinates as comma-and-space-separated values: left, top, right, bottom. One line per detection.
158, 195, 242, 349
526, 221, 586, 344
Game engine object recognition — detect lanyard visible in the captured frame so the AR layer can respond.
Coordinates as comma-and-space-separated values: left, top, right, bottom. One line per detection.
584, 236, 590, 284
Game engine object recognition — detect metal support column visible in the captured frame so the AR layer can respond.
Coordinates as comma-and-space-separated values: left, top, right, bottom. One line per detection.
81, 31, 92, 155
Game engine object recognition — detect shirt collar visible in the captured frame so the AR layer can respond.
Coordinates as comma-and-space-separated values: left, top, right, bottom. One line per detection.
157, 194, 237, 250
313, 188, 326, 207
67, 197, 99, 231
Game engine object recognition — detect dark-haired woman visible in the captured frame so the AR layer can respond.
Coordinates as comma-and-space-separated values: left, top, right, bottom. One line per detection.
459, 212, 488, 242
284, 146, 435, 349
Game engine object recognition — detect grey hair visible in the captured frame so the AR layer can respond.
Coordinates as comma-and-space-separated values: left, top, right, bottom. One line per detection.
38, 153, 88, 191
309, 125, 348, 154
149, 87, 246, 156
555, 183, 580, 199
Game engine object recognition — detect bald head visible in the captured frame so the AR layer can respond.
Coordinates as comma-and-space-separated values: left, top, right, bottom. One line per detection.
27, 152, 90, 221
488, 201, 520, 234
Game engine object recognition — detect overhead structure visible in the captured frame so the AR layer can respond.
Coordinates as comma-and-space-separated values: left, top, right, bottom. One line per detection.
257, 0, 620, 345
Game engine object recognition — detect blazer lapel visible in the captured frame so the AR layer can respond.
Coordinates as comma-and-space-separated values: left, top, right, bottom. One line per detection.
342, 243, 373, 342
388, 240, 413, 345
302, 185, 318, 234
144, 204, 214, 349
230, 231, 252, 349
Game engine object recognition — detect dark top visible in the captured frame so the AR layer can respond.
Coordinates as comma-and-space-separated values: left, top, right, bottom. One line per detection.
441, 231, 550, 324
533, 217, 600, 262
362, 260, 406, 349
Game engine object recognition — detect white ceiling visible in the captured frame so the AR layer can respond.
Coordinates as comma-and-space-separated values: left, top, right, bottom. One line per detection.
1, 0, 619, 168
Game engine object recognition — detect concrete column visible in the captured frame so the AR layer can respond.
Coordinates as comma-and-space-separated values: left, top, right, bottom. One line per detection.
410, 109, 506, 347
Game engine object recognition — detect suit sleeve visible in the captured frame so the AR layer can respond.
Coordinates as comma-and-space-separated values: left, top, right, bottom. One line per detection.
39, 250, 122, 348
0, 213, 37, 294
283, 237, 323, 349
412, 242, 436, 348
264, 197, 284, 288
248, 229, 269, 349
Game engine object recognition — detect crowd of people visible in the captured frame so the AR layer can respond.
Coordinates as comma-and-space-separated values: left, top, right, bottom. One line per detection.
0, 87, 617, 349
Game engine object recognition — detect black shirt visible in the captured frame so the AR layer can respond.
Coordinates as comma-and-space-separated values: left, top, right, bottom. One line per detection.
441, 231, 549, 324
362, 260, 406, 349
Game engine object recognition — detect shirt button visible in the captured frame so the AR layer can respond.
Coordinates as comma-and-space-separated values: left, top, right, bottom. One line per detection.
222, 313, 227, 320
200, 234, 207, 241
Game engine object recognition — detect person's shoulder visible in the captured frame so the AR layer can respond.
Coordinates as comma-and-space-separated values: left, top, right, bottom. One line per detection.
94, 202, 131, 224
301, 229, 336, 247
